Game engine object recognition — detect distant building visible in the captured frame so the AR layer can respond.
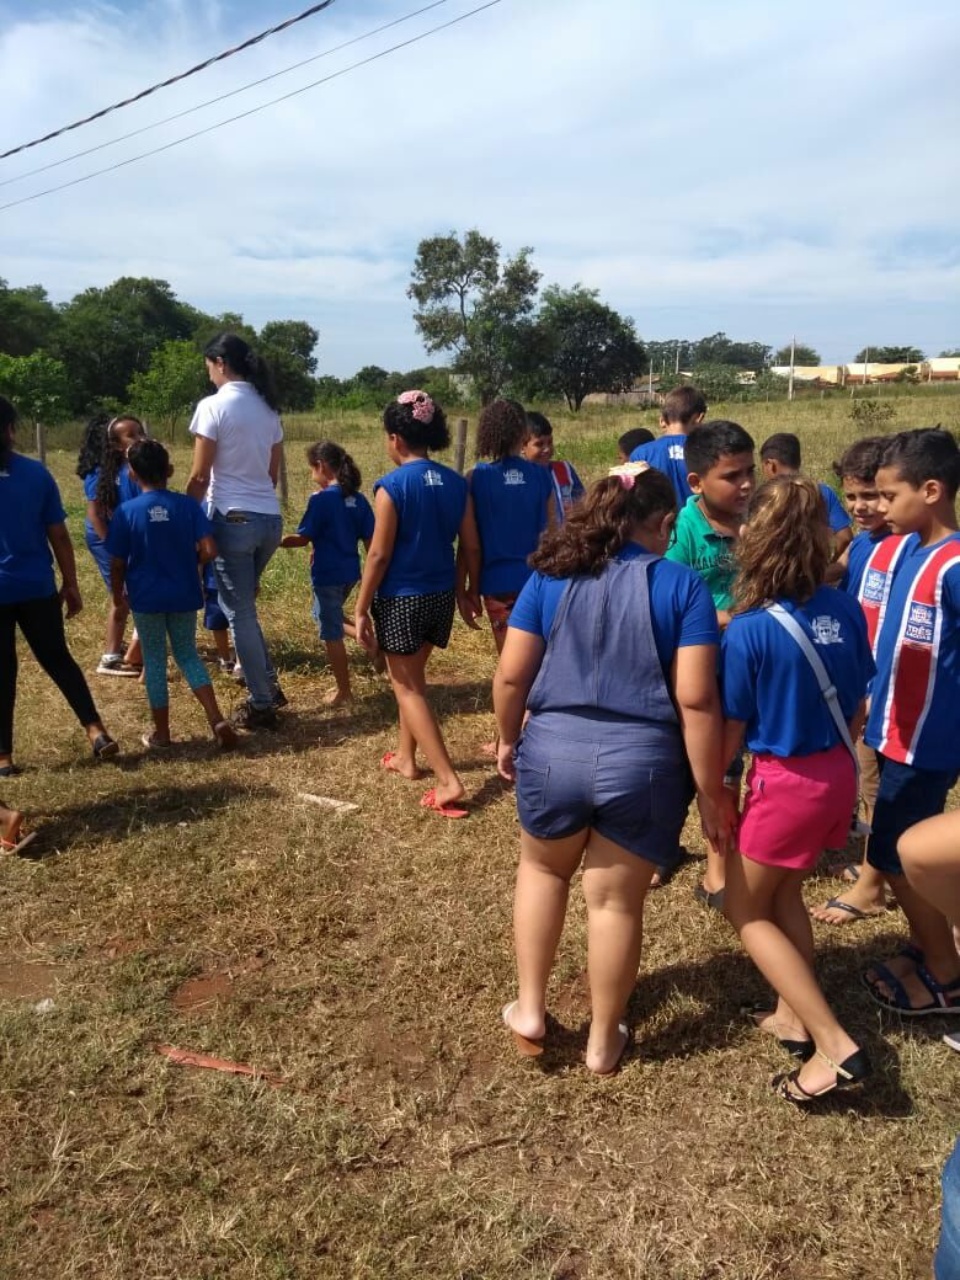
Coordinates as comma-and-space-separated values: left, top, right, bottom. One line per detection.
920, 358, 960, 381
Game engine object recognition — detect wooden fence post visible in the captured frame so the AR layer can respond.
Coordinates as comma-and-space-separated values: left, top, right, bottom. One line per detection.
35, 421, 46, 466
278, 438, 289, 507
454, 417, 468, 474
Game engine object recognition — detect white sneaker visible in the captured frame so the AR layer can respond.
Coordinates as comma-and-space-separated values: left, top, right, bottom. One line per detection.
945, 1032, 960, 1054
96, 656, 140, 678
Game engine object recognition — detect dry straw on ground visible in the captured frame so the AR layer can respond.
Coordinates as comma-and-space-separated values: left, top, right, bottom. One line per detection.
1, 392, 959, 1279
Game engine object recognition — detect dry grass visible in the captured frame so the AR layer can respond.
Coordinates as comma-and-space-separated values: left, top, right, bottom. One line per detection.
1, 390, 959, 1279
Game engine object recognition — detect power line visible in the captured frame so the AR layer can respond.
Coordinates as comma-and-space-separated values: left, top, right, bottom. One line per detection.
0, 0, 454, 191
0, 0, 337, 161
0, 0, 504, 215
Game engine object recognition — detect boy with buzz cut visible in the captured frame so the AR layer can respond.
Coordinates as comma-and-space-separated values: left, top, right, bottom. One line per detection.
760, 432, 854, 556
629, 385, 708, 508
860, 428, 960, 1016
666, 419, 756, 907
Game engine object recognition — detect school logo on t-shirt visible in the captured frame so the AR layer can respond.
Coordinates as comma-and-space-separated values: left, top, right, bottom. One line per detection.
423, 470, 444, 487
862, 568, 889, 605
904, 600, 935, 647
345, 497, 357, 508
503, 469, 526, 486
667, 444, 685, 461
811, 615, 843, 645
148, 505, 170, 523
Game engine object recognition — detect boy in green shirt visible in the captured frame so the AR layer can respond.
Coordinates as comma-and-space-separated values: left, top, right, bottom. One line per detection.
666, 420, 756, 906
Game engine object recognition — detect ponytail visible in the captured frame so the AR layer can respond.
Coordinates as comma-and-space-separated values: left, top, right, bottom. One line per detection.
306, 440, 361, 497
204, 332, 278, 410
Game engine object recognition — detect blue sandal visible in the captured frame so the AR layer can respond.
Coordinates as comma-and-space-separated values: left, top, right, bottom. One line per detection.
864, 961, 960, 1017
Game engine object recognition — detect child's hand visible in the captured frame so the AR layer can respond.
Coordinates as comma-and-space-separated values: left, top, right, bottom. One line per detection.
496, 740, 516, 784
457, 591, 483, 630
355, 610, 376, 653
60, 583, 83, 618
697, 788, 738, 855
280, 534, 306, 549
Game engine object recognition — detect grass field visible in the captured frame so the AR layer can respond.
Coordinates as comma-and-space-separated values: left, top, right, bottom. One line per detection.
2, 390, 959, 1279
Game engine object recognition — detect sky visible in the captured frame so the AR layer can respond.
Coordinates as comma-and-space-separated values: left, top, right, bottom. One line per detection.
0, 0, 958, 376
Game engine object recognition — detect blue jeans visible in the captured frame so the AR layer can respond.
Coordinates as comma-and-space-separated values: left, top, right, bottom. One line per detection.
935, 1136, 960, 1279
211, 511, 282, 709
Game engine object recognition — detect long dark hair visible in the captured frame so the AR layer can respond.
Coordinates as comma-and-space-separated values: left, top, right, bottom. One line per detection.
530, 468, 677, 578
204, 332, 278, 410
76, 411, 110, 479
0, 395, 17, 465
94, 414, 145, 520
306, 440, 361, 498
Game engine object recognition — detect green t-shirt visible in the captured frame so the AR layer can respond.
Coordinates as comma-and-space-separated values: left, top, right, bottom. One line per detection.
665, 495, 739, 611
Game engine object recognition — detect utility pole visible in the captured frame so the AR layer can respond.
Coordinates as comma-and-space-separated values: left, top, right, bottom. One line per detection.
787, 334, 796, 402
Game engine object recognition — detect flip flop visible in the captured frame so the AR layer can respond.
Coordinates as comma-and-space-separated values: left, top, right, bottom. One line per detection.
502, 1001, 544, 1057
813, 896, 886, 924
213, 721, 239, 751
591, 1023, 633, 1077
420, 788, 469, 819
0, 764, 22, 778
1, 831, 36, 855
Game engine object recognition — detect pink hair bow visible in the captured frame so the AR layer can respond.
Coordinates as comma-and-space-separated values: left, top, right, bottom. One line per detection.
608, 460, 651, 490
398, 389, 435, 424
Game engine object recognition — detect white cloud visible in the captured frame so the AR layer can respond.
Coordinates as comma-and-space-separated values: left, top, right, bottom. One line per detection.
1, 0, 958, 371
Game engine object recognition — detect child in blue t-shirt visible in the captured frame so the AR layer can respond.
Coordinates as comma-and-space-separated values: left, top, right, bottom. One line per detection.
460, 399, 554, 653
281, 441, 376, 706
355, 391, 480, 817
76, 412, 146, 676
721, 475, 874, 1104
106, 439, 237, 752
629, 385, 708, 508
759, 432, 853, 557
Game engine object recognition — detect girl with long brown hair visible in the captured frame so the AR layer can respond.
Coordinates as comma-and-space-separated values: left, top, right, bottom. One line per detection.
494, 463, 735, 1074
720, 476, 874, 1102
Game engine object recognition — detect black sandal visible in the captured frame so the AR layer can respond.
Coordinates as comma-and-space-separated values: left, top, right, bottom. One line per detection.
773, 1048, 871, 1103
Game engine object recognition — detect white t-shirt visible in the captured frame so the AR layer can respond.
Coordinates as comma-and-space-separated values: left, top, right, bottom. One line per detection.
189, 381, 283, 516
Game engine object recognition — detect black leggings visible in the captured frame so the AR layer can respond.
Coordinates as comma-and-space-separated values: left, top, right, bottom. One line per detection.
0, 594, 100, 757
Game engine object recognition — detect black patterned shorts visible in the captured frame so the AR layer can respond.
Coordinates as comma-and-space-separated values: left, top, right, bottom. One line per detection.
372, 590, 456, 655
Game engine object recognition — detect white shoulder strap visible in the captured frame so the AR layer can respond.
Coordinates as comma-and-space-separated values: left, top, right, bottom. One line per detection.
767, 603, 858, 772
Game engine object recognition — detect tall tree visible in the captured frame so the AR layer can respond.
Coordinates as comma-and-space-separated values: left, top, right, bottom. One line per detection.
692, 332, 771, 370
258, 319, 319, 411
0, 352, 70, 425
409, 230, 540, 404
127, 339, 209, 439
530, 285, 646, 411
854, 345, 924, 364
772, 343, 821, 366
0, 280, 60, 357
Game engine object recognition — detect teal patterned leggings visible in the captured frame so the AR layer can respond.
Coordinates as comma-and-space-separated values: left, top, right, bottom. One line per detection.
132, 611, 210, 710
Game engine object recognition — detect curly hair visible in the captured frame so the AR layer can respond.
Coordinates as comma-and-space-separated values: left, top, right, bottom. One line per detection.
306, 440, 361, 498
530, 468, 677, 578
476, 399, 527, 460
735, 476, 831, 613
76, 411, 110, 479
383, 394, 450, 451
94, 415, 145, 520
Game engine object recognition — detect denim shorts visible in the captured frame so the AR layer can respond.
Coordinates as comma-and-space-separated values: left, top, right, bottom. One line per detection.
312, 583, 354, 642
203, 583, 228, 632
867, 756, 958, 877
85, 533, 114, 592
514, 713, 693, 867
935, 1136, 960, 1280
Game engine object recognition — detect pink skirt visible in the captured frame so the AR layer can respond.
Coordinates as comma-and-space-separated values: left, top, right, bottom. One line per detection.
738, 743, 856, 871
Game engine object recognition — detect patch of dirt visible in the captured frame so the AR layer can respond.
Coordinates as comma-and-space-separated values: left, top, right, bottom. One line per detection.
0, 961, 61, 1000
172, 972, 234, 1014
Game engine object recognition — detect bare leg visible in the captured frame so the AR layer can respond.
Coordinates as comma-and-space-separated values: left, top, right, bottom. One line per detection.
146, 706, 172, 746
123, 632, 142, 668
581, 830, 656, 1073
323, 640, 352, 705
510, 828, 589, 1041
385, 648, 463, 806
725, 851, 860, 1093
0, 803, 26, 848
105, 599, 130, 658
867, 873, 960, 1006
212, 628, 232, 663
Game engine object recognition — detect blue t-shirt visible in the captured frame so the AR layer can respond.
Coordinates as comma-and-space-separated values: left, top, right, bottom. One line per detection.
373, 459, 469, 597
864, 533, 960, 772
510, 543, 719, 674
296, 485, 375, 589
0, 452, 67, 604
105, 490, 211, 614
470, 457, 553, 596
629, 434, 691, 507
819, 482, 851, 535
721, 586, 874, 757
82, 463, 141, 541
841, 528, 891, 598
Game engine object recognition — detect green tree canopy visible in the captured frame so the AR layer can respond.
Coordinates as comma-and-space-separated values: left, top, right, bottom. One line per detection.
0, 351, 70, 424
529, 285, 646, 411
0, 280, 60, 358
854, 345, 924, 363
409, 229, 540, 404
127, 339, 209, 439
258, 319, 319, 411
773, 343, 821, 366
692, 332, 771, 370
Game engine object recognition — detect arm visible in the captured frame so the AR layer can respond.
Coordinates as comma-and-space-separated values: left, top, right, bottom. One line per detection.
833, 525, 854, 558
280, 533, 310, 549
269, 442, 283, 489
493, 627, 546, 782
354, 488, 398, 651
86, 499, 108, 542
47, 522, 82, 617
109, 556, 127, 610
672, 643, 737, 853
197, 535, 217, 566
186, 435, 217, 503
545, 491, 558, 532
824, 540, 850, 585
456, 494, 482, 629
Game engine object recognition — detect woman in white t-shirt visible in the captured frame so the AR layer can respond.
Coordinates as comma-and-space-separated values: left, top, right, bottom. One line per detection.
186, 334, 284, 731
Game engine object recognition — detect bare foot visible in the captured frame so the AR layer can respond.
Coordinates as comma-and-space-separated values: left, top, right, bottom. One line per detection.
324, 688, 352, 707
432, 780, 466, 808
748, 1008, 808, 1042
502, 1000, 545, 1045
586, 1022, 631, 1075
1, 809, 26, 848
479, 740, 498, 759
810, 888, 887, 925
380, 750, 424, 781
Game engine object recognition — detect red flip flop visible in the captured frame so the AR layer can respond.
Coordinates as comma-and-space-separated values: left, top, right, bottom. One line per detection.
1, 831, 37, 855
420, 787, 469, 819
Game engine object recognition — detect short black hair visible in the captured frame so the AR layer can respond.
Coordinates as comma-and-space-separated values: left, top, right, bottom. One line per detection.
684, 420, 755, 477
833, 436, 888, 484
880, 427, 960, 499
383, 393, 450, 451
618, 427, 654, 455
525, 410, 552, 438
760, 432, 802, 469
126, 438, 170, 486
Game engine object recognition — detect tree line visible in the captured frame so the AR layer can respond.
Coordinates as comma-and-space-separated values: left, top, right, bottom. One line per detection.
0, 234, 951, 426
